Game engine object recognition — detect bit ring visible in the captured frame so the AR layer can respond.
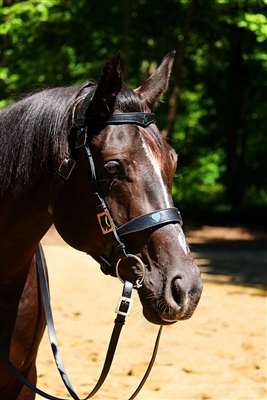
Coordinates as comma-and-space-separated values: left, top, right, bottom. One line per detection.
116, 254, 145, 289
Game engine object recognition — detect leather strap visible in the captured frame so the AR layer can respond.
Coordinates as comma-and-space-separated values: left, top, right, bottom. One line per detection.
0, 324, 162, 400
36, 245, 133, 399
0, 345, 67, 400
36, 246, 80, 399
86, 112, 156, 128
0, 245, 162, 400
128, 325, 162, 400
74, 88, 156, 129
48, 155, 76, 216
74, 89, 96, 128
100, 208, 182, 276
117, 208, 183, 237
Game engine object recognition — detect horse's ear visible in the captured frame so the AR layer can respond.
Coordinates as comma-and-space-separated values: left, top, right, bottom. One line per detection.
89, 53, 123, 116
135, 51, 176, 110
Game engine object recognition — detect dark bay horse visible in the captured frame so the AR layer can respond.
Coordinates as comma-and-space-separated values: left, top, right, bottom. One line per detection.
0, 52, 202, 399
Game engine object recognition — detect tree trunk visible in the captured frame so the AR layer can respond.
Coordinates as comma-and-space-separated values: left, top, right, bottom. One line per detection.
123, 0, 130, 82
225, 25, 245, 208
162, 0, 197, 139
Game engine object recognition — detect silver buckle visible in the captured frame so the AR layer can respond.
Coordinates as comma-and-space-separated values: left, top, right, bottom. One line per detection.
57, 155, 76, 180
115, 296, 134, 316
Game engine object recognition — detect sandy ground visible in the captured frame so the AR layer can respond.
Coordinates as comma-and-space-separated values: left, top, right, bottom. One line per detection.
35, 225, 267, 400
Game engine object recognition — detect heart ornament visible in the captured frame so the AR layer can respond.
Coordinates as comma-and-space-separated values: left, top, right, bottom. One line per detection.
151, 212, 161, 222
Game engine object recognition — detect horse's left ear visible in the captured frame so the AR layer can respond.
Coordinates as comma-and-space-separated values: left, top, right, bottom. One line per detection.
134, 51, 176, 109
89, 53, 123, 116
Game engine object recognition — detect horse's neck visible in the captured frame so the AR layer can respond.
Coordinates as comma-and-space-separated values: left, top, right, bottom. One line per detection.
0, 178, 52, 279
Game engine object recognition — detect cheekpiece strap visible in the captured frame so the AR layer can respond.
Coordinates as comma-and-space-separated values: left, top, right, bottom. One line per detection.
75, 89, 96, 128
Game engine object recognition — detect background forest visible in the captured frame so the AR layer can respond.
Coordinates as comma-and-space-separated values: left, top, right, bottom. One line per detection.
1, 0, 267, 226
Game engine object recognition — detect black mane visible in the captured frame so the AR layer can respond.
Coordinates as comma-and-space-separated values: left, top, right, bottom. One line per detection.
0, 82, 152, 196
0, 84, 89, 195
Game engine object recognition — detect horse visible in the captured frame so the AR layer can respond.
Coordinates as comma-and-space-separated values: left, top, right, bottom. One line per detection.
0, 51, 203, 399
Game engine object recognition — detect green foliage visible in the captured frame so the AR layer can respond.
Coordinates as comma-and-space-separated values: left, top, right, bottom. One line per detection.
169, 0, 267, 211
0, 0, 76, 106
1, 0, 266, 214
172, 149, 226, 209
237, 12, 267, 42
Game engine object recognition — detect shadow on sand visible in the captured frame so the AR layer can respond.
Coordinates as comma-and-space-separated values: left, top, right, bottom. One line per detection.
184, 225, 267, 290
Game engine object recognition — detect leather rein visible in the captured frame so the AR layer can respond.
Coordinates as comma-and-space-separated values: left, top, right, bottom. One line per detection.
0, 90, 183, 399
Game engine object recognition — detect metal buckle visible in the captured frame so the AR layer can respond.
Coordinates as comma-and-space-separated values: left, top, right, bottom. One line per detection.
97, 210, 115, 234
115, 296, 134, 316
57, 155, 76, 180
75, 128, 87, 149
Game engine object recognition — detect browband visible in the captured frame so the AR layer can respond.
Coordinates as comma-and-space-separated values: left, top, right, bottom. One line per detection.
86, 112, 156, 128
75, 90, 156, 128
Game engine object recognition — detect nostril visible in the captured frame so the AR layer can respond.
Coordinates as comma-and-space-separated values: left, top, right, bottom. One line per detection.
171, 277, 183, 309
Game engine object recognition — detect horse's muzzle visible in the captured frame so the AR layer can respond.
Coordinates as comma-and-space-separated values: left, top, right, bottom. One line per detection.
138, 262, 203, 325
162, 273, 203, 322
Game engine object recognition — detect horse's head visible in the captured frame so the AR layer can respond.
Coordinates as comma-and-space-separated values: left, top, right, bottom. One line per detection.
52, 52, 202, 325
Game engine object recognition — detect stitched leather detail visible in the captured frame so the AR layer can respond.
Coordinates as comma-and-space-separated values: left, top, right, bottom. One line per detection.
117, 208, 183, 238
86, 112, 156, 128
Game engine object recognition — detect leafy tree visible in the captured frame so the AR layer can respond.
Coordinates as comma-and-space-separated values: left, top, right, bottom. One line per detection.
1, 0, 266, 219
169, 0, 267, 213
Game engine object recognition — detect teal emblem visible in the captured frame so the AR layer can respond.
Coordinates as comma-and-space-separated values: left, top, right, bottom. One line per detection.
151, 213, 161, 222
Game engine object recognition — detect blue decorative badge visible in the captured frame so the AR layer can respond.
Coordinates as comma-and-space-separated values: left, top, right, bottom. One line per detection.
151, 212, 161, 222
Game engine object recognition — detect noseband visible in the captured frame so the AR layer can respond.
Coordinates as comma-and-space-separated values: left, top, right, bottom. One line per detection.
49, 89, 183, 283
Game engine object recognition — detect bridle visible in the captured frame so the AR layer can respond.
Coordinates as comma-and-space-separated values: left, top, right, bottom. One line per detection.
49, 89, 183, 279
0, 89, 183, 399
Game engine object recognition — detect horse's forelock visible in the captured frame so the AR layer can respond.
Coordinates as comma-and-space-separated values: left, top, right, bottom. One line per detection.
115, 84, 145, 113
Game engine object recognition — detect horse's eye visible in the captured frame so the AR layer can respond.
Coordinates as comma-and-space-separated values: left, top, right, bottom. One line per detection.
104, 161, 121, 176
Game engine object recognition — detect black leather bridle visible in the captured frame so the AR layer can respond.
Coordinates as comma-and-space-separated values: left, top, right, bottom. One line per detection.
48, 89, 183, 279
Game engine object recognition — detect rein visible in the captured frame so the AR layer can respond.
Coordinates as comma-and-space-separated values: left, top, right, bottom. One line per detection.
0, 245, 162, 400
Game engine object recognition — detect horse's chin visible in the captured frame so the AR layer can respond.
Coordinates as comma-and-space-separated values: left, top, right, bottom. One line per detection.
142, 307, 177, 326
142, 305, 197, 325
138, 291, 178, 326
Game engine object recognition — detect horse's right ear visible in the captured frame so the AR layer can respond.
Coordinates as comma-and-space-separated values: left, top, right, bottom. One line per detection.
89, 53, 123, 116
